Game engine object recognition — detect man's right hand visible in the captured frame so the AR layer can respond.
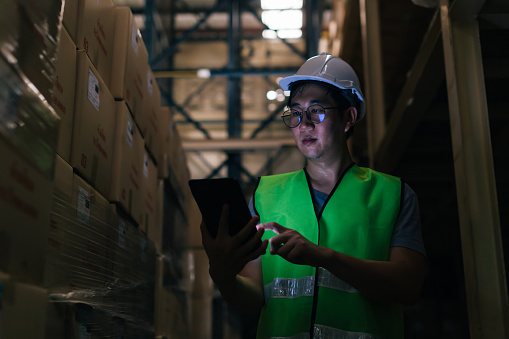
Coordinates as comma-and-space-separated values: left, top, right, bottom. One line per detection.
200, 204, 268, 288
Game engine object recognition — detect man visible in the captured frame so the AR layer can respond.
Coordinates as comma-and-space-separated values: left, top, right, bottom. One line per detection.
201, 53, 426, 338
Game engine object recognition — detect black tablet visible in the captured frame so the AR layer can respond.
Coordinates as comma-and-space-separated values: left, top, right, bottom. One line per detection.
188, 178, 254, 239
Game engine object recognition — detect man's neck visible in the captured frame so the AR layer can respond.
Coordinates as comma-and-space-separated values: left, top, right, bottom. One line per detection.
305, 154, 353, 195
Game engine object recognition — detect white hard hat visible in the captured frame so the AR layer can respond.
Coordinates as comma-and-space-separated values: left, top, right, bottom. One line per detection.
279, 53, 366, 120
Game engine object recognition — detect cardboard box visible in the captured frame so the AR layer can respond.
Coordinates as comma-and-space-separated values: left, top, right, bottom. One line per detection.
109, 211, 137, 282
14, 0, 64, 101
139, 151, 158, 234
190, 296, 213, 339
45, 163, 115, 294
154, 257, 190, 339
110, 101, 144, 224
52, 27, 77, 163
44, 301, 72, 339
157, 107, 172, 179
110, 7, 149, 125
182, 249, 213, 297
0, 57, 60, 180
149, 179, 164, 254
167, 121, 190, 186
142, 69, 162, 160
0, 273, 48, 339
70, 51, 115, 199
0, 139, 53, 285
0, 1, 19, 57
75, 0, 115, 87
109, 208, 156, 283
161, 184, 190, 253
62, 0, 78, 43
174, 147, 190, 185
187, 197, 203, 248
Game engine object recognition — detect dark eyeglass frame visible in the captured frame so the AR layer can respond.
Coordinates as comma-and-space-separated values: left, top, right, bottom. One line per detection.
281, 104, 341, 128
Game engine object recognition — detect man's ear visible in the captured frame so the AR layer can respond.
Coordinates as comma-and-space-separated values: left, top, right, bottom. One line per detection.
344, 107, 358, 133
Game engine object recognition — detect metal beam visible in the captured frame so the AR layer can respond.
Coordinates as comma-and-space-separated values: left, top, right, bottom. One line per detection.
154, 67, 297, 78
305, 0, 321, 57
181, 78, 215, 108
182, 138, 296, 151
227, 0, 242, 179
359, 0, 385, 167
254, 147, 288, 177
246, 147, 291, 187
206, 158, 229, 179
440, 0, 509, 337
239, 165, 257, 184
144, 0, 155, 58
243, 2, 307, 60
250, 101, 288, 139
164, 93, 212, 139
374, 10, 443, 173
150, 0, 227, 68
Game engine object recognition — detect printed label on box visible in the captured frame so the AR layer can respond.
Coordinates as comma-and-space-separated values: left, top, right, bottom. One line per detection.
118, 219, 126, 249
126, 116, 134, 149
143, 153, 148, 178
141, 238, 147, 263
131, 23, 139, 56
147, 71, 153, 96
77, 186, 91, 225
87, 68, 100, 111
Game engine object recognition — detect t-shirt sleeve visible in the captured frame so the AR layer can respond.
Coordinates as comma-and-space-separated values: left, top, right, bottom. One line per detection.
249, 196, 256, 217
390, 183, 426, 256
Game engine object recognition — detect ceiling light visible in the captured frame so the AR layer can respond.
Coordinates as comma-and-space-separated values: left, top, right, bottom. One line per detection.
261, 10, 302, 30
197, 68, 211, 78
262, 30, 278, 39
277, 29, 302, 39
266, 90, 277, 100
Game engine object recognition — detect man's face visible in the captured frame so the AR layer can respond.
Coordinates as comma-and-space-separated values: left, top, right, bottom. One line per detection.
289, 83, 347, 161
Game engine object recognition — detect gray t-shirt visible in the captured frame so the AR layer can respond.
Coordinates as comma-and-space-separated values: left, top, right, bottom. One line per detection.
249, 182, 426, 256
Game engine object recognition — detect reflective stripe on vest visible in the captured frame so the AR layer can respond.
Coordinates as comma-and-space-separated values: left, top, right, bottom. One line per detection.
264, 268, 357, 303
267, 324, 381, 339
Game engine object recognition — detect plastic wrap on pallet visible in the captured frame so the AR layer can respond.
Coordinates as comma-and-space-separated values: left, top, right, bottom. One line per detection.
0, 0, 63, 101
70, 303, 154, 339
0, 273, 48, 339
47, 190, 116, 293
155, 250, 212, 296
0, 55, 60, 179
46, 179, 156, 330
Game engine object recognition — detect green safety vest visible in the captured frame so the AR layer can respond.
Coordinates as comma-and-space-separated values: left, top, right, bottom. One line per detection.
253, 164, 403, 339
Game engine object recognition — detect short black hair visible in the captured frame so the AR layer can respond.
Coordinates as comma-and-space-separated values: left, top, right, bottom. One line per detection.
287, 80, 357, 139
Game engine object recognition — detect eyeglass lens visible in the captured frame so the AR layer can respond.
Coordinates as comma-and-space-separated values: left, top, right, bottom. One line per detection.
282, 105, 326, 128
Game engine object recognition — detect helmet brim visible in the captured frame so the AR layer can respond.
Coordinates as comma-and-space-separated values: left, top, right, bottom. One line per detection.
279, 74, 366, 120
280, 75, 341, 91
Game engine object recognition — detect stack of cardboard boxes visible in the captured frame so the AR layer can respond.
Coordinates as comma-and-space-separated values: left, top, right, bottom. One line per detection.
0, 0, 207, 338
0, 0, 62, 338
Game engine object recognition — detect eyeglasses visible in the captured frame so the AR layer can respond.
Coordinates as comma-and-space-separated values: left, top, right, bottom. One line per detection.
281, 104, 341, 128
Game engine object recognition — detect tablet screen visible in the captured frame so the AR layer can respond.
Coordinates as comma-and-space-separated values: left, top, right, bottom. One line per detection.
189, 178, 254, 239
